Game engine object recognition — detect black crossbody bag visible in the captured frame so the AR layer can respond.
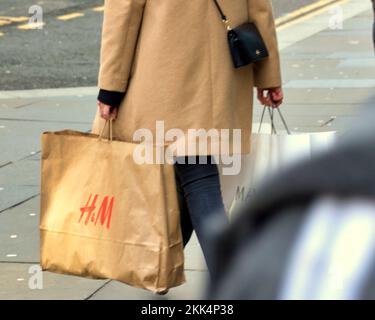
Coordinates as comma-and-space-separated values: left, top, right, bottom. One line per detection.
212, 0, 269, 68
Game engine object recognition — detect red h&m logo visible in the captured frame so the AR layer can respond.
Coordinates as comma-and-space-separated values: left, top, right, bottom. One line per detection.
79, 193, 114, 229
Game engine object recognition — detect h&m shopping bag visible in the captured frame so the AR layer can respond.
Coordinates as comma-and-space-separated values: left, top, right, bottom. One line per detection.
40, 120, 185, 292
219, 107, 336, 215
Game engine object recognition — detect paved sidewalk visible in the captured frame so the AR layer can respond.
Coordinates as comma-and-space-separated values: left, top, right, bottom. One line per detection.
0, 0, 374, 300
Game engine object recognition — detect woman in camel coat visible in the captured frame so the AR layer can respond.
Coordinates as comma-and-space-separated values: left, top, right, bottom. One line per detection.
91, 0, 283, 290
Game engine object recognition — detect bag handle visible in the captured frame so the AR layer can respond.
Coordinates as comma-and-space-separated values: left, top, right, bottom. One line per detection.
212, 0, 232, 30
258, 106, 291, 135
98, 119, 113, 142
212, 0, 227, 20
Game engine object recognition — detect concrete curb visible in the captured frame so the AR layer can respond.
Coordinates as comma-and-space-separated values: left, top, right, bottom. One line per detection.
0, 87, 97, 99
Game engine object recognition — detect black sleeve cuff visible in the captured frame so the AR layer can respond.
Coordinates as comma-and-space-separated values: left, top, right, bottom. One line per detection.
97, 89, 126, 108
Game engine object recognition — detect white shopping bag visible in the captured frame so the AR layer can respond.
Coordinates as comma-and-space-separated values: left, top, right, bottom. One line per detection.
218, 107, 336, 216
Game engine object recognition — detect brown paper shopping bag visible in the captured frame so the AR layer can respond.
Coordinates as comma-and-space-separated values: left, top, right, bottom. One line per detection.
40, 120, 185, 292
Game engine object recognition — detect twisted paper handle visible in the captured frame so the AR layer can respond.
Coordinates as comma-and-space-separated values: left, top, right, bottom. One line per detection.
98, 119, 113, 142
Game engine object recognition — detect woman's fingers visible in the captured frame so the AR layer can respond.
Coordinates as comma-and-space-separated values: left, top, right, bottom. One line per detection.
257, 87, 284, 108
99, 103, 110, 119
109, 106, 118, 120
270, 88, 284, 108
98, 101, 118, 120
257, 88, 272, 107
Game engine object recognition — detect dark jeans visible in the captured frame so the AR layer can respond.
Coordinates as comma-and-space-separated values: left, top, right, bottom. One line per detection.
174, 156, 228, 276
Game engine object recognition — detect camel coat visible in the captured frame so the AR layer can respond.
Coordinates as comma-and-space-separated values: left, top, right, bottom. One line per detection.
91, 0, 281, 156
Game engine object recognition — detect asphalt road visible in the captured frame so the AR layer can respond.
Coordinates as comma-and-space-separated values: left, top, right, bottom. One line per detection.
0, 0, 322, 90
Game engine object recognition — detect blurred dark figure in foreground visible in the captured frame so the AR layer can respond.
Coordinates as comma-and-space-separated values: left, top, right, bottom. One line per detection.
206, 100, 375, 299
205, 8, 375, 299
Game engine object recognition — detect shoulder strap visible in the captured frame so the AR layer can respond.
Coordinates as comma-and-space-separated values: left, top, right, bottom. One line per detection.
212, 0, 227, 21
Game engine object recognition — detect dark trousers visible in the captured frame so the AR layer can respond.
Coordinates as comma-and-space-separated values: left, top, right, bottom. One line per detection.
174, 156, 228, 276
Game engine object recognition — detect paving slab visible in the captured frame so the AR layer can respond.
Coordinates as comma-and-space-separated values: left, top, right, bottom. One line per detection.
0, 262, 107, 300
183, 235, 207, 272
0, 96, 97, 122
0, 118, 91, 166
0, 196, 40, 262
276, 88, 375, 104
0, 159, 40, 187
0, 187, 39, 214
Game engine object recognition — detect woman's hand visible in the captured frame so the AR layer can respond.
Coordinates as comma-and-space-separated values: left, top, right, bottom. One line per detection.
98, 101, 118, 120
257, 87, 284, 108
